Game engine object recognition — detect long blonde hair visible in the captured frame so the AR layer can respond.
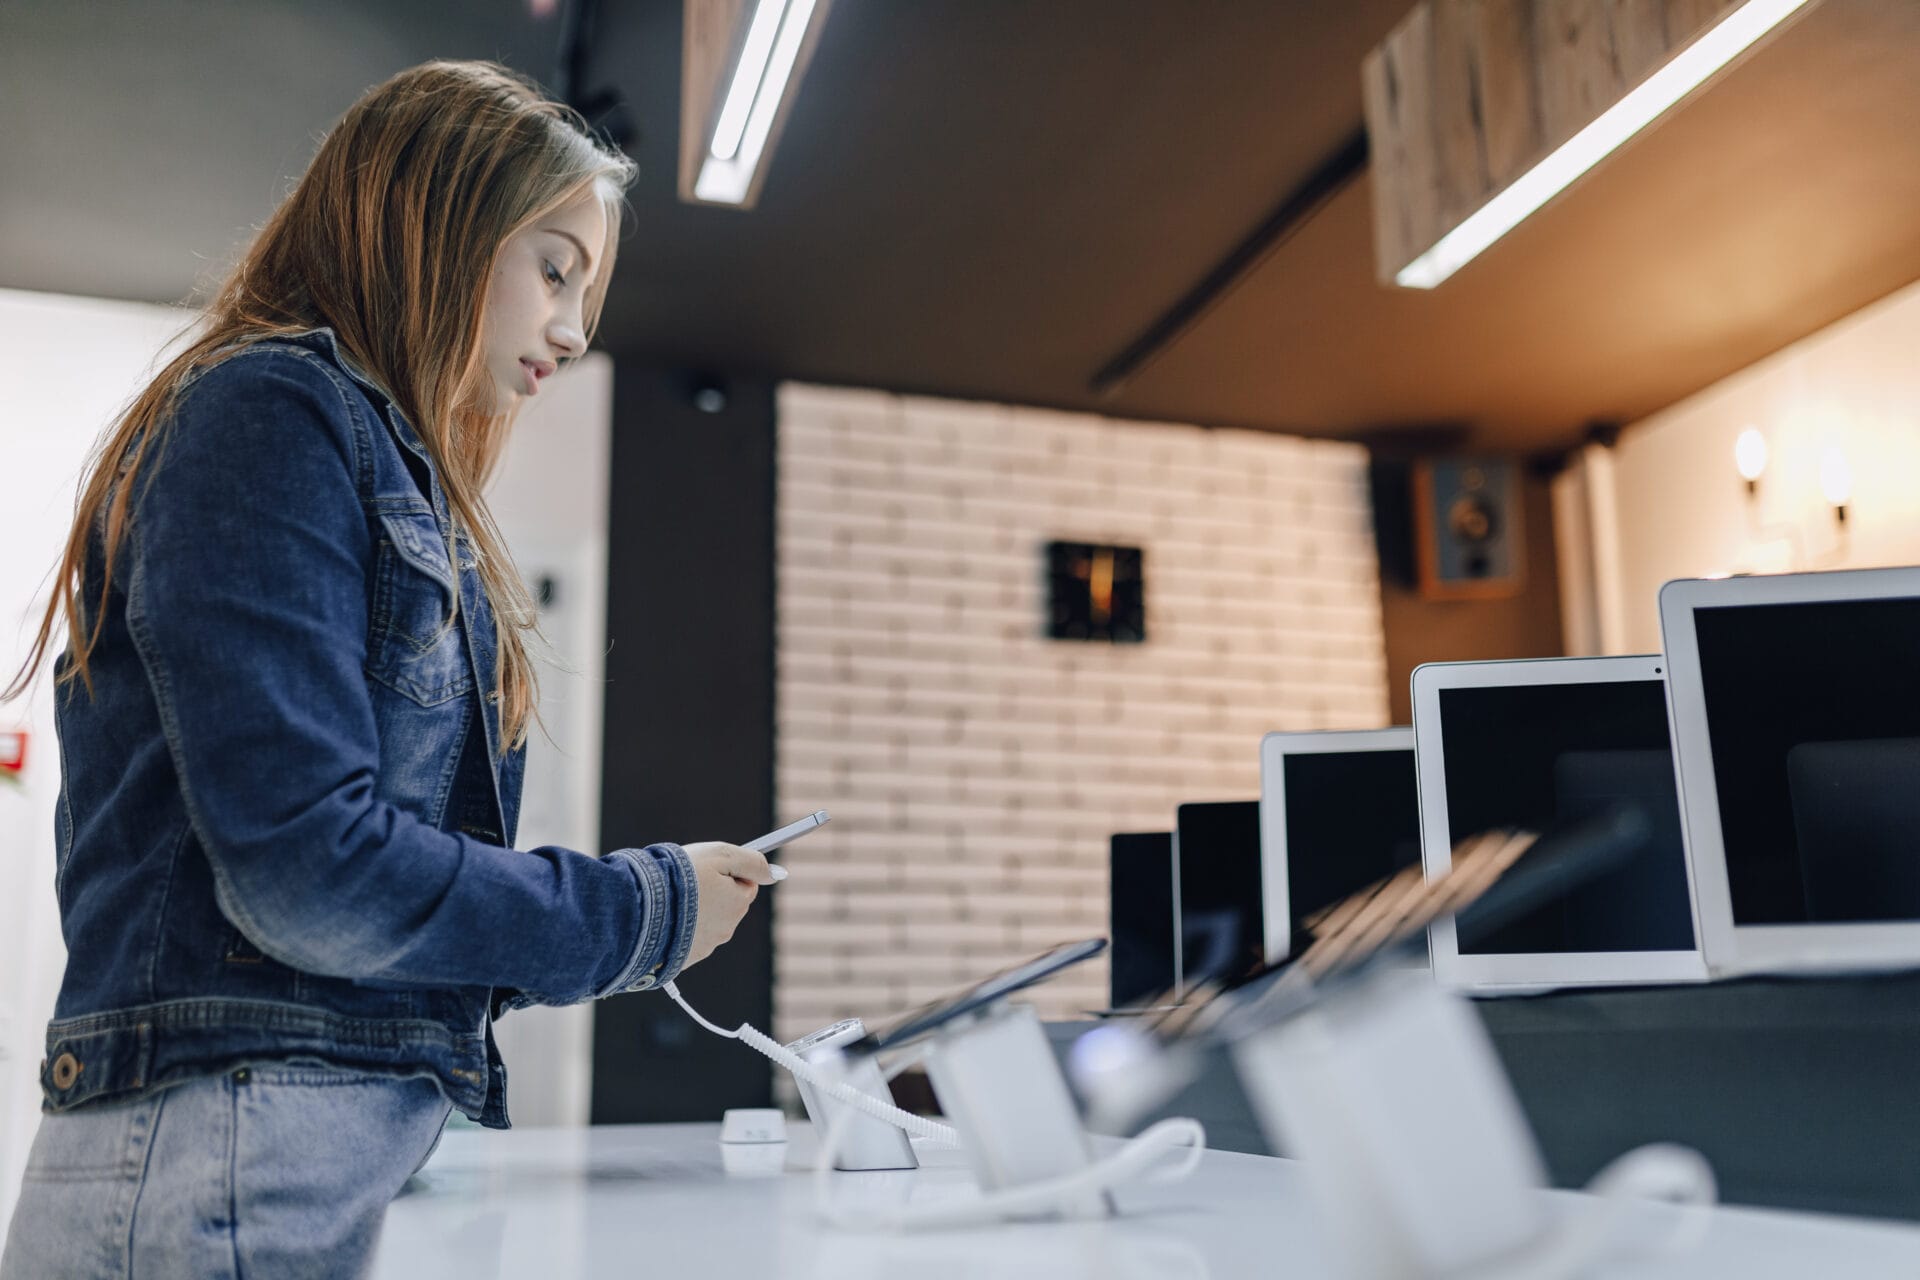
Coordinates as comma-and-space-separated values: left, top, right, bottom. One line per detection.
5, 60, 636, 749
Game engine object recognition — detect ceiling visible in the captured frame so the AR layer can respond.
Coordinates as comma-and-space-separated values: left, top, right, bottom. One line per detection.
5, 0, 1918, 453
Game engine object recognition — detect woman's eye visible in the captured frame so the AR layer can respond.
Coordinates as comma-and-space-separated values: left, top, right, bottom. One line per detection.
543, 261, 567, 288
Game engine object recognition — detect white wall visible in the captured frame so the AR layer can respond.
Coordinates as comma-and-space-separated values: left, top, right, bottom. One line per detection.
0, 289, 196, 1230
0, 292, 611, 1236
1581, 276, 1920, 653
773, 385, 1391, 1042
485, 354, 612, 1128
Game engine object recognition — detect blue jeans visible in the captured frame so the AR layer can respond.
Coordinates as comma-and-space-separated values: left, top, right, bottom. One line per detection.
1, 1064, 451, 1279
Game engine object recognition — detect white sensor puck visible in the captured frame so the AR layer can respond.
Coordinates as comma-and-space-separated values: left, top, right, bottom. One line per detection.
720, 1108, 788, 1144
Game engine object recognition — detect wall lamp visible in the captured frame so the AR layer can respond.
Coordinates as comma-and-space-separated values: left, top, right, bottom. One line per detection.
1820, 446, 1851, 526
1734, 426, 1768, 497
1731, 425, 1852, 565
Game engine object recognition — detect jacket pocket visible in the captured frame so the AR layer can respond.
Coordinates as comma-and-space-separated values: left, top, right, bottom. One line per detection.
368, 507, 474, 706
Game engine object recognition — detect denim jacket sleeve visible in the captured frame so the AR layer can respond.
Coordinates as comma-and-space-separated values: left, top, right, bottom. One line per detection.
123, 349, 695, 1000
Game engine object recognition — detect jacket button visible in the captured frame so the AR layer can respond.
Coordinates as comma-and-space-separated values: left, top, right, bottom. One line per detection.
50, 1053, 81, 1090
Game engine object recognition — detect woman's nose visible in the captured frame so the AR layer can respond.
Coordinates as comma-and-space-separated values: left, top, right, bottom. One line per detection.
548, 320, 587, 359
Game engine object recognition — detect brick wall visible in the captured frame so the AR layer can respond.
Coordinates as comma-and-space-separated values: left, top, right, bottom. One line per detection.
772, 384, 1390, 1042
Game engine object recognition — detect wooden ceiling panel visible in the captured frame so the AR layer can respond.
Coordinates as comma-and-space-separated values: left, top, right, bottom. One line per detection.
1106, 0, 1920, 450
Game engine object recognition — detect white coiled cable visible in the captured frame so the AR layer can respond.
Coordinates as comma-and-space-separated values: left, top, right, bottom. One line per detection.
666, 979, 1208, 1229
811, 1092, 1206, 1232
663, 981, 959, 1145
1472, 1142, 1719, 1280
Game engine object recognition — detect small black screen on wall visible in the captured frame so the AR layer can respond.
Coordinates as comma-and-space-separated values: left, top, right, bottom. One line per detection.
1046, 541, 1145, 642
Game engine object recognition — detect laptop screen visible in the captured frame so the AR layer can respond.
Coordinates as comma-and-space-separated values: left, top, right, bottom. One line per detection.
1438, 680, 1695, 955
1175, 801, 1264, 988
1281, 749, 1422, 934
1695, 596, 1920, 926
1108, 832, 1176, 1007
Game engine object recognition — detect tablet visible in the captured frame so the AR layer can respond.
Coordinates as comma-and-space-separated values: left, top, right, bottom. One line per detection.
850, 938, 1107, 1054
1174, 801, 1270, 993
1108, 832, 1177, 1009
1259, 728, 1422, 966
1412, 655, 1705, 991
1660, 567, 1920, 975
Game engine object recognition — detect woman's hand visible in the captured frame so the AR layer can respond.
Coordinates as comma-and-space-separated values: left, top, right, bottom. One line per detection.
680, 842, 778, 971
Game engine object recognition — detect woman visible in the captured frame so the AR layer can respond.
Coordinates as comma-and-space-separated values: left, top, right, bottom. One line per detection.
0, 60, 773, 1278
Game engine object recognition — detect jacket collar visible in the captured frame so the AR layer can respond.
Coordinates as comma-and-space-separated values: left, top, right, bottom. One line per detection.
275, 327, 435, 467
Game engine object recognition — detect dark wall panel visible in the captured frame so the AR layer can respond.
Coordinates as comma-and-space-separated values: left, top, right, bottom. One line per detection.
591, 365, 777, 1125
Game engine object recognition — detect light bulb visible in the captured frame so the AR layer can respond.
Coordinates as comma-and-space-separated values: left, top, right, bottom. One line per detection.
1820, 447, 1852, 507
1734, 428, 1768, 483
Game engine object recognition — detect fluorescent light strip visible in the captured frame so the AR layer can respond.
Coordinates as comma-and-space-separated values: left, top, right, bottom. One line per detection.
735, 0, 816, 177
695, 0, 820, 203
709, 0, 789, 162
1395, 0, 1814, 289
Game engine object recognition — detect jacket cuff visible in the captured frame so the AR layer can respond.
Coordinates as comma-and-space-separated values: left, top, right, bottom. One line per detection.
598, 842, 699, 996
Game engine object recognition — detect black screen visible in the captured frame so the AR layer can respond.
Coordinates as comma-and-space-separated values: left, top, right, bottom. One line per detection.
1175, 801, 1263, 988
858, 939, 1107, 1052
1109, 832, 1176, 1007
1282, 750, 1422, 934
1439, 680, 1695, 954
1695, 597, 1920, 925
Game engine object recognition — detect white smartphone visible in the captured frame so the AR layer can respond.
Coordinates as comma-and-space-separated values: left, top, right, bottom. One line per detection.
743, 810, 830, 879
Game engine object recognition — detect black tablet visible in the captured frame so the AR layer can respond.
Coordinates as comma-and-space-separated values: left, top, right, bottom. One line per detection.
1109, 832, 1176, 1008
850, 938, 1107, 1054
1175, 800, 1265, 992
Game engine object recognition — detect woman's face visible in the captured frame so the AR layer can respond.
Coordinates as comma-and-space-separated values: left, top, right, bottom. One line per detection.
480, 188, 608, 414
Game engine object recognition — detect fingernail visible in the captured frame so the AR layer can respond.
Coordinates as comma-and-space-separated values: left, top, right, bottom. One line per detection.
768, 865, 788, 882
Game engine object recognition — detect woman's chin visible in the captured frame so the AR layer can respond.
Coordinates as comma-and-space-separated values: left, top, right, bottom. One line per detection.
488, 380, 524, 417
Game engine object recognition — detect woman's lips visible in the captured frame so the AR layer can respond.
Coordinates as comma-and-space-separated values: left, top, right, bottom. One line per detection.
520, 359, 551, 395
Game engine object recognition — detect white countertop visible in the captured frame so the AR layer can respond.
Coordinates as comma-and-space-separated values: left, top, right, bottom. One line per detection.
373, 1121, 1920, 1279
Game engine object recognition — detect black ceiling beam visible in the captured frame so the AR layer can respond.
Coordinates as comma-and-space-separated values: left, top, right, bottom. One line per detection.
1090, 127, 1371, 398
553, 0, 636, 152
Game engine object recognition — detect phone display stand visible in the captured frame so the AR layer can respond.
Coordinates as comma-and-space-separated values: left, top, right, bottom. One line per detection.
787, 1018, 920, 1172
923, 1000, 1112, 1220
1233, 970, 1547, 1278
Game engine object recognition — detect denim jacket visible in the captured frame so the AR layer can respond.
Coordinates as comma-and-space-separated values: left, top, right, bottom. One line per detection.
40, 327, 696, 1128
